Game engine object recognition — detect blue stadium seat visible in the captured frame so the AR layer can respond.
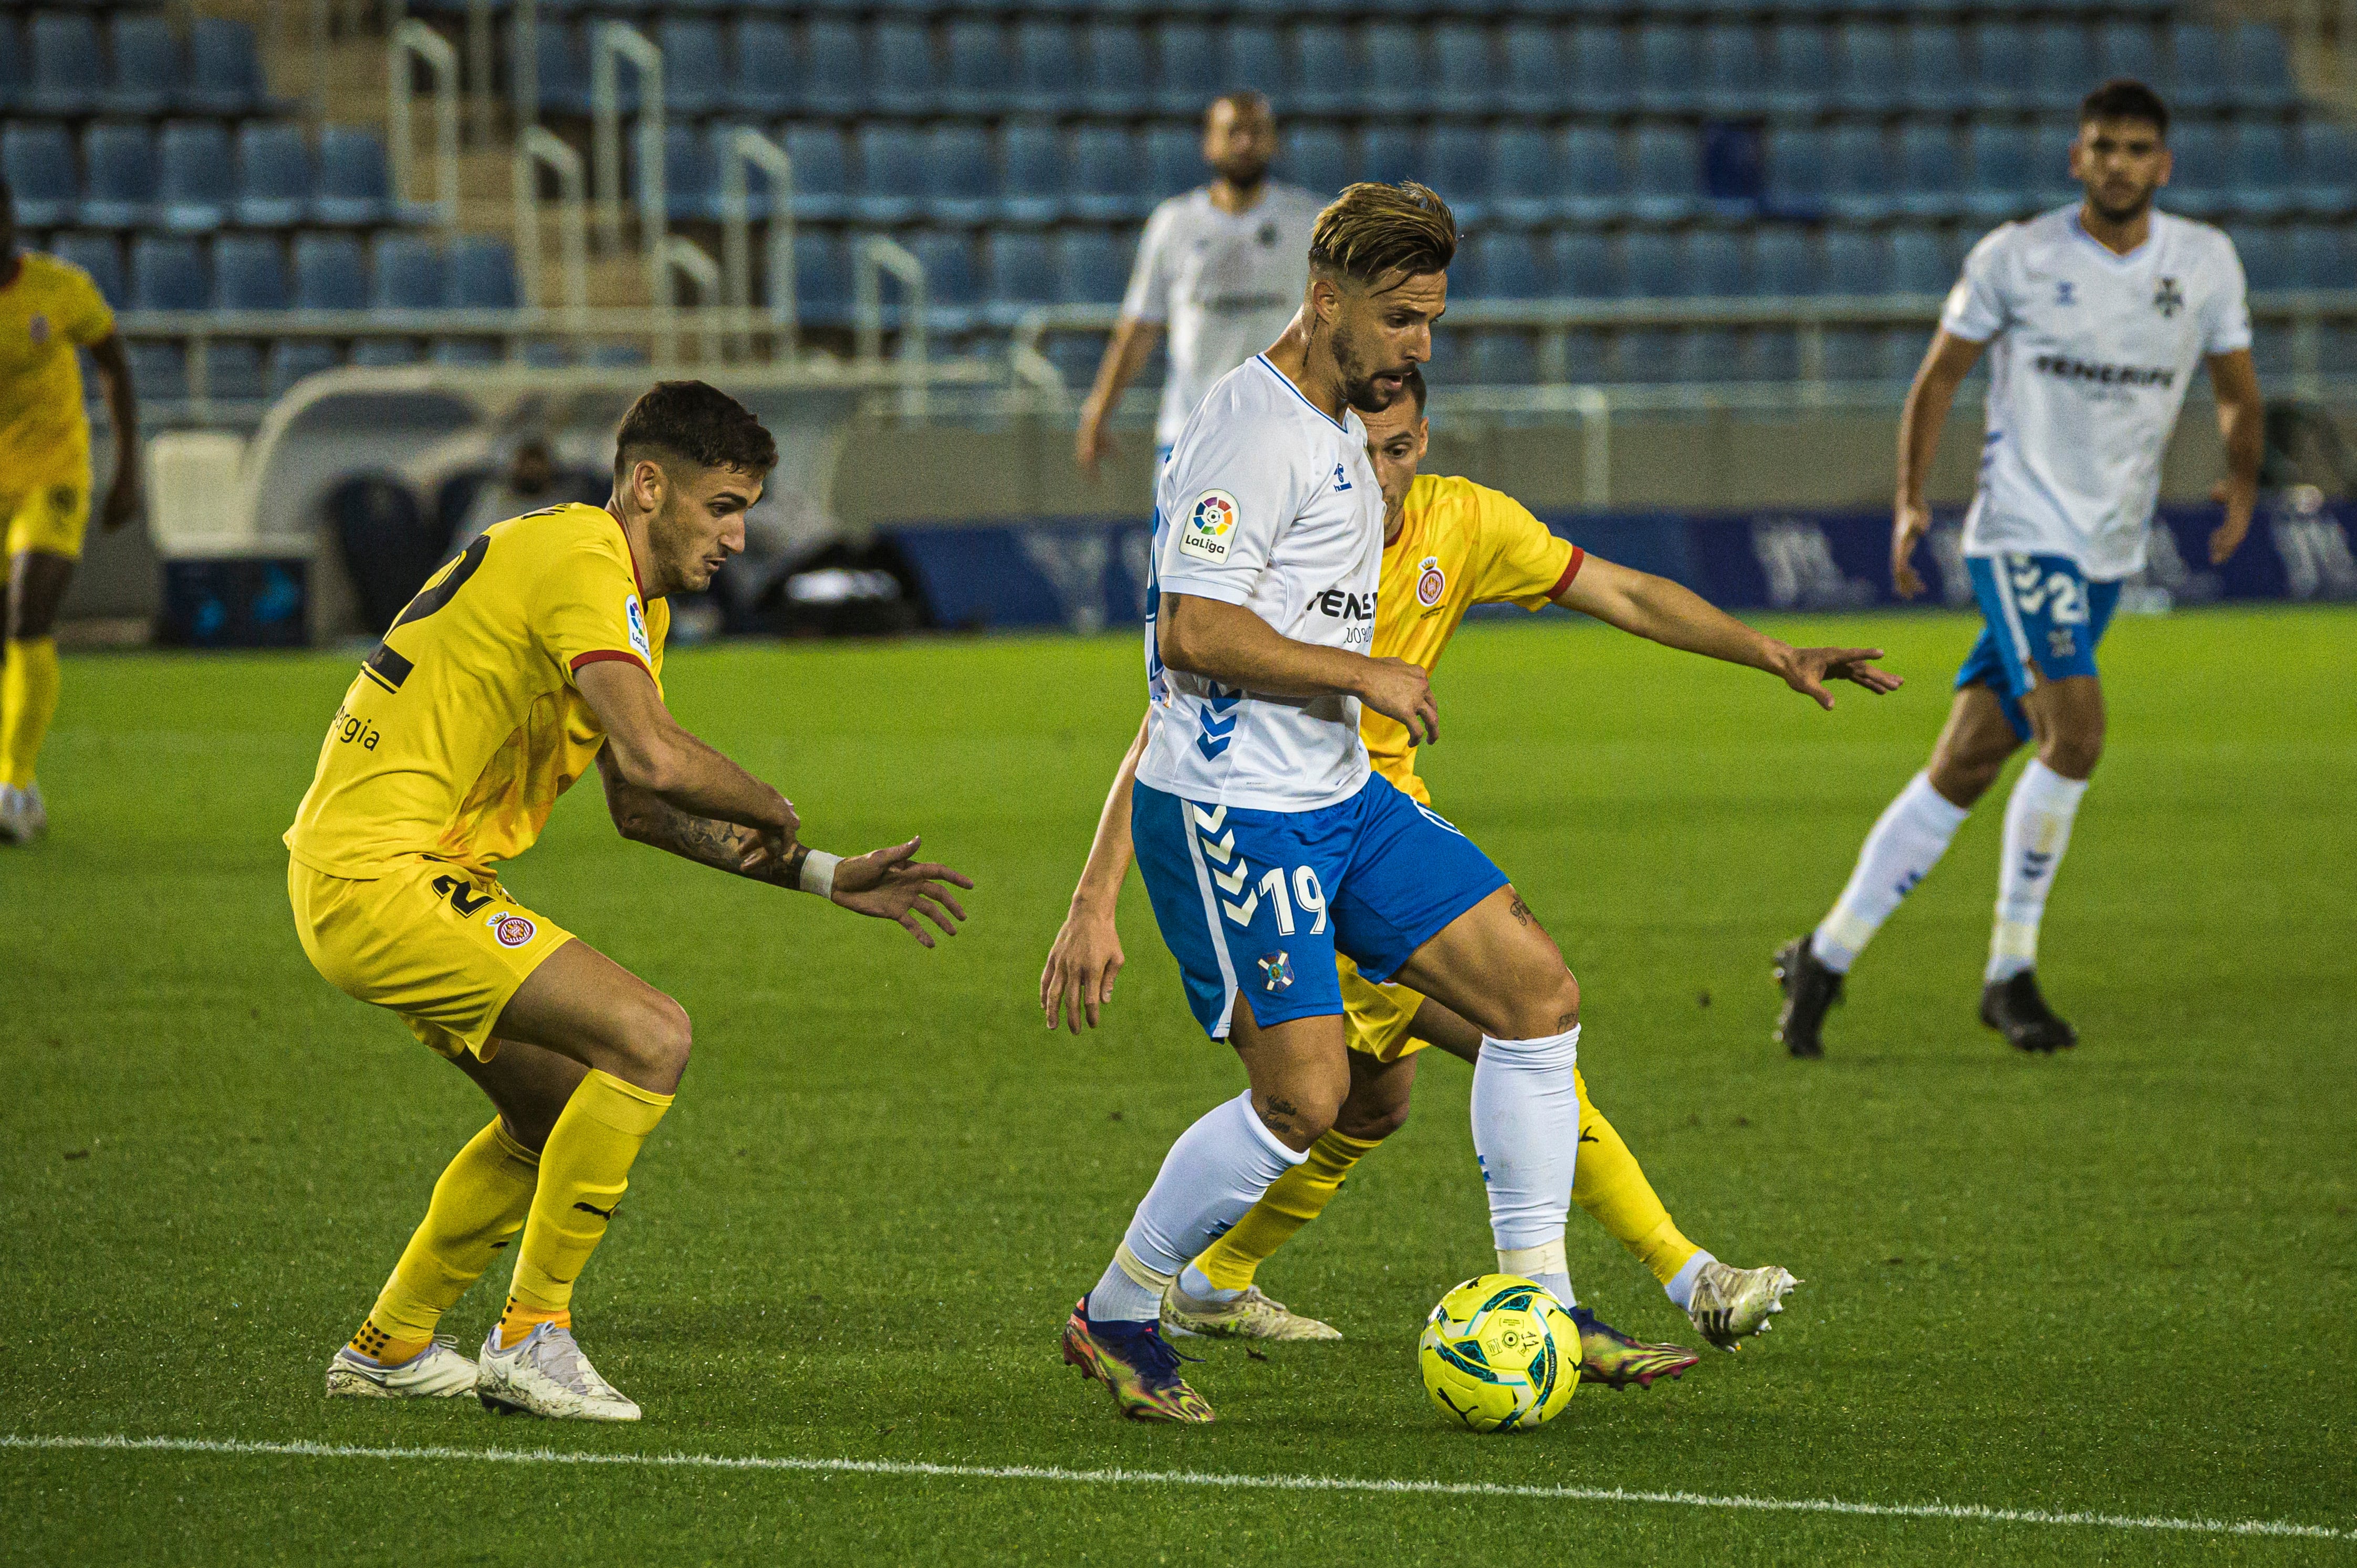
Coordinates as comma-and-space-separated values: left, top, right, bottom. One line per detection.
81, 123, 158, 230
1069, 126, 1140, 223
1550, 231, 1621, 299
27, 12, 101, 114
2227, 23, 2297, 111
448, 238, 518, 309
1020, 15, 1094, 122
1281, 124, 1350, 200
1833, 23, 1901, 114
350, 339, 420, 369
199, 341, 268, 402
1563, 125, 1627, 223
728, 19, 795, 117
2165, 24, 2228, 112
2297, 123, 2357, 217
1466, 231, 1545, 298
800, 21, 862, 117
985, 231, 1056, 328
1970, 23, 2033, 113
316, 128, 392, 226
124, 342, 186, 402
131, 235, 207, 311
1902, 25, 1969, 114
1890, 227, 1949, 293
942, 19, 1007, 117
909, 232, 981, 335
267, 341, 338, 398
1225, 23, 1286, 101
2094, 22, 2160, 88
922, 126, 995, 226
2226, 121, 2298, 221
103, 13, 180, 116
1425, 127, 1490, 224
1290, 23, 1354, 116
371, 235, 445, 311
854, 126, 925, 225
870, 20, 935, 118
1433, 24, 1494, 109
517, 19, 584, 117
2228, 224, 2289, 291
792, 232, 852, 330
1636, 25, 1702, 114
51, 233, 124, 306
0, 18, 24, 111
1767, 25, 1830, 117
1081, 20, 1148, 117
1359, 125, 1418, 188
1569, 26, 1633, 116
2, 124, 77, 228
1500, 22, 1565, 117
235, 124, 312, 229
430, 339, 502, 369
998, 122, 1065, 224
1490, 127, 1561, 225
1895, 123, 1963, 219
1764, 127, 1828, 217
1057, 229, 1132, 307
1630, 126, 1702, 222
1364, 24, 1423, 112
1152, 21, 1217, 117
293, 233, 368, 310
186, 18, 263, 115
653, 19, 725, 118
1623, 229, 1682, 298
1753, 228, 1816, 296
1686, 231, 1748, 297
1701, 25, 1764, 118
1823, 228, 1889, 295
214, 234, 288, 311
1823, 124, 1894, 222
2030, 23, 2094, 112
2287, 222, 2349, 289
781, 126, 850, 223
2166, 119, 2228, 218
158, 121, 234, 234
1046, 332, 1106, 395
1466, 332, 1538, 386
1964, 122, 2036, 222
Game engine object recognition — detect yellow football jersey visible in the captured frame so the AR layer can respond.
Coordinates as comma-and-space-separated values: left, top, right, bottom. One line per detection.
1364, 473, 1582, 802
286, 501, 668, 880
0, 252, 114, 486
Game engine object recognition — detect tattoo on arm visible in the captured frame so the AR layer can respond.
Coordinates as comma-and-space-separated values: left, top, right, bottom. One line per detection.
637, 797, 795, 884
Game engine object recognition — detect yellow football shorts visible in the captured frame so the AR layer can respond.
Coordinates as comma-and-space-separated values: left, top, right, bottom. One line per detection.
288, 854, 575, 1061
2, 478, 90, 559
1340, 955, 1435, 1061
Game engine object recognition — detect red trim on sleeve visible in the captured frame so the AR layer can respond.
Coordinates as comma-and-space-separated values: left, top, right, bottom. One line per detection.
570, 649, 650, 676
1548, 546, 1586, 600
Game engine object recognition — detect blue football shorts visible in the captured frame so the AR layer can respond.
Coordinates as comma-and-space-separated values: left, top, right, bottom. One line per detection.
1131, 772, 1510, 1039
1957, 552, 2123, 741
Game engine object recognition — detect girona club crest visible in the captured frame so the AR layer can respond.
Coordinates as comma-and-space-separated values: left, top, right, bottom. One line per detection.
490, 913, 537, 948
1415, 555, 1447, 608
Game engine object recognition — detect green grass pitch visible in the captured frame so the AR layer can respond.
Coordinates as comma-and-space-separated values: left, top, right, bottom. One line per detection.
4, 607, 2352, 1564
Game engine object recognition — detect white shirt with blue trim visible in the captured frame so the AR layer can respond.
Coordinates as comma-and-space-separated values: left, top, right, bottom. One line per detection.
1138, 355, 1383, 813
1944, 205, 2251, 581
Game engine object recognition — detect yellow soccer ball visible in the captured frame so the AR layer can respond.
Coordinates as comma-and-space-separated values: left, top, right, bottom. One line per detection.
1418, 1274, 1582, 1433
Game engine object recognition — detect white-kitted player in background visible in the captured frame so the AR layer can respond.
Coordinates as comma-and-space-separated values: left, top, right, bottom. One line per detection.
1776, 78, 2265, 1057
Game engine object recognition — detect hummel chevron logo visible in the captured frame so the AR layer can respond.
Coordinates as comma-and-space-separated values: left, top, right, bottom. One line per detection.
1195, 706, 1238, 760
1213, 861, 1248, 895
1191, 804, 1227, 833
2022, 850, 2054, 881
1222, 892, 1260, 924
1198, 830, 1235, 863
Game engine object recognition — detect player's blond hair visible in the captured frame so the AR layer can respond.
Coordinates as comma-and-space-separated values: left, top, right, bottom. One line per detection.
1308, 182, 1457, 288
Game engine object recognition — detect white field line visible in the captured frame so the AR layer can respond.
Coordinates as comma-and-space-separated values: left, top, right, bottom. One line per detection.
3, 1433, 2349, 1543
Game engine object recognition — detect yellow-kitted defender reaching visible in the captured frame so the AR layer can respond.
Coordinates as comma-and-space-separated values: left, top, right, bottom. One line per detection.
1045, 368, 1900, 1382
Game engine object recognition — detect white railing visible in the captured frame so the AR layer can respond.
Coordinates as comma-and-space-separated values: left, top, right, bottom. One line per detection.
513, 127, 588, 325
855, 237, 932, 413
718, 127, 799, 364
589, 21, 664, 265
387, 19, 460, 235
660, 237, 725, 367
509, 0, 541, 131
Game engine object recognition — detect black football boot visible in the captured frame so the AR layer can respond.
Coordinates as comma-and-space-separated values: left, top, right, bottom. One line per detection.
1979, 970, 2078, 1052
1772, 936, 1843, 1059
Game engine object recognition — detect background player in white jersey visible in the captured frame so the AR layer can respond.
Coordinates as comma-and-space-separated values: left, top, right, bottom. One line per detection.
1062, 184, 1613, 1426
1776, 81, 2264, 1057
1072, 92, 1326, 476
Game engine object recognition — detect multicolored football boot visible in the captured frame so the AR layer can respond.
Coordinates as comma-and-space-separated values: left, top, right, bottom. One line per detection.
1687, 1261, 1801, 1351
1566, 1305, 1701, 1391
1062, 1298, 1216, 1424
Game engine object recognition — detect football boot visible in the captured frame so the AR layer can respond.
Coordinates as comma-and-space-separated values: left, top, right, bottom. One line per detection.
1062, 1298, 1215, 1424
1980, 971, 2078, 1052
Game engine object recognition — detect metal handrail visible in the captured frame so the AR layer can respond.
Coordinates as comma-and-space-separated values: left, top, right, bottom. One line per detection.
854, 236, 932, 415
387, 19, 460, 234
589, 20, 665, 266
511, 0, 540, 131
661, 236, 724, 365
718, 127, 798, 363
465, 0, 497, 148
513, 127, 589, 321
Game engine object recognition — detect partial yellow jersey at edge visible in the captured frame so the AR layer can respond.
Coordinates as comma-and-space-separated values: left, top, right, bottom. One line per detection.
1342, 474, 1584, 1059
1, 253, 116, 557
286, 501, 669, 880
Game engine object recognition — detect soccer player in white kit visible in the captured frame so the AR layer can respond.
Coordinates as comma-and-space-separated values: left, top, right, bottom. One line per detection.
1073, 92, 1327, 477
1776, 81, 2265, 1057
1059, 183, 1604, 1425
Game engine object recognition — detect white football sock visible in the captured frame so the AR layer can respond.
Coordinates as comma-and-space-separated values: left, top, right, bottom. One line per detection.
1813, 771, 1972, 973
1471, 1025, 1582, 1305
1088, 1090, 1304, 1323
1987, 759, 2089, 983
1664, 1249, 1717, 1310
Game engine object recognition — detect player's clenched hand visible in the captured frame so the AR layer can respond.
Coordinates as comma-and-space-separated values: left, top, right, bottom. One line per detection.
1041, 904, 1124, 1034
829, 835, 974, 948
1357, 656, 1438, 746
2204, 482, 2254, 565
1890, 498, 1932, 600
1779, 646, 1904, 710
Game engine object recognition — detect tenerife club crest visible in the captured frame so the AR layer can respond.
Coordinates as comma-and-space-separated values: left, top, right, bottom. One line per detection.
2153, 277, 2185, 318
1258, 952, 1295, 992
1415, 555, 1447, 609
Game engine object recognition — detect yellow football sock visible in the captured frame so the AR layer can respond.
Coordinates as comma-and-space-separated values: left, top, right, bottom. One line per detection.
1572, 1070, 1702, 1288
504, 1069, 672, 1324
353, 1117, 541, 1359
1192, 1128, 1384, 1293
1, 636, 60, 788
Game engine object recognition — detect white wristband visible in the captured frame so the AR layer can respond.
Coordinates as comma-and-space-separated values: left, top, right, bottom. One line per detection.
798, 850, 842, 899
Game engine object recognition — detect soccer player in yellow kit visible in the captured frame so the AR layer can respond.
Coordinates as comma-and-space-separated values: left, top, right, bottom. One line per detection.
1043, 368, 1896, 1381
0, 179, 140, 843
290, 381, 972, 1421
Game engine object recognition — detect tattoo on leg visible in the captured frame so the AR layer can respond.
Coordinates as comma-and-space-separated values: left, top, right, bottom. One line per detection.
1509, 897, 1537, 929
1557, 1012, 1578, 1031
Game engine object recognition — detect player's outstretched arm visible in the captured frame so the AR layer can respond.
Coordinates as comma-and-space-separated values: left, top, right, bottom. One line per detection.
2206, 348, 2264, 566
1892, 329, 1987, 597
1075, 318, 1163, 478
1040, 710, 1149, 1033
1160, 592, 1438, 743
1555, 556, 1903, 710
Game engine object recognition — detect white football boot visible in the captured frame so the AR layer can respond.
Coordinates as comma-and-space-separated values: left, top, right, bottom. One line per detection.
325, 1335, 479, 1399
475, 1322, 641, 1421
1686, 1261, 1801, 1351
0, 785, 45, 844
1161, 1281, 1342, 1342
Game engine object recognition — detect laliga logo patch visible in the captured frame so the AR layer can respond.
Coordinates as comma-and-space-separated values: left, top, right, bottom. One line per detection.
625, 594, 651, 660
1416, 555, 1447, 608
1179, 490, 1238, 563
490, 913, 538, 948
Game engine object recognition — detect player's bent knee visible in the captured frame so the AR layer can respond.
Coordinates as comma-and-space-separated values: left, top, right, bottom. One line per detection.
609, 992, 692, 1090
1334, 1095, 1409, 1142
